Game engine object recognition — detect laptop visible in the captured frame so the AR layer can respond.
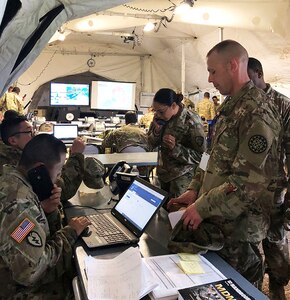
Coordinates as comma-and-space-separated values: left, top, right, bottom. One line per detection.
82, 177, 168, 248
53, 124, 78, 144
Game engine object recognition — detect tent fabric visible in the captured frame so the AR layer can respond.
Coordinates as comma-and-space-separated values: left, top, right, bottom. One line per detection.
0, 0, 129, 96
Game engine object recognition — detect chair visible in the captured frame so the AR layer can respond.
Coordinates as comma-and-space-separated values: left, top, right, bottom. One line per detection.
83, 144, 100, 155
120, 145, 146, 153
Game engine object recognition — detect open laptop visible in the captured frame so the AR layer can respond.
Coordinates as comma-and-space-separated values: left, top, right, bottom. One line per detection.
53, 124, 78, 144
82, 177, 168, 248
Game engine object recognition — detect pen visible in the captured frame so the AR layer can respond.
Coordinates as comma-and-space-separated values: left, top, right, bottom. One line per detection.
107, 197, 112, 205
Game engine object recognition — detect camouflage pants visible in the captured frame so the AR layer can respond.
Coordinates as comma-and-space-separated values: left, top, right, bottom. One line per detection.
218, 241, 264, 289
263, 204, 290, 286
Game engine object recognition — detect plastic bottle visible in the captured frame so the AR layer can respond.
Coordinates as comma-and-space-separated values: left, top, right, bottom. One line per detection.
130, 165, 139, 176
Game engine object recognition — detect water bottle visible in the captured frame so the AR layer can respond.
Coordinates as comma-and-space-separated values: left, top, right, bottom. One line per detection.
130, 165, 139, 176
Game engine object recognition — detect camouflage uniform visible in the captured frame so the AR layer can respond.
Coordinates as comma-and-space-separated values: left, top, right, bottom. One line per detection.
0, 141, 84, 202
183, 98, 195, 111
0, 92, 24, 114
262, 84, 290, 288
0, 167, 77, 299
102, 124, 149, 152
148, 106, 206, 198
196, 97, 216, 120
139, 111, 154, 128
187, 82, 282, 285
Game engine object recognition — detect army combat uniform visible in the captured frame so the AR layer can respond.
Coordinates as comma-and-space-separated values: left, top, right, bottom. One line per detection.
196, 97, 216, 120
0, 167, 77, 299
187, 82, 282, 286
0, 141, 84, 202
139, 111, 154, 129
148, 106, 206, 198
102, 124, 149, 152
0, 92, 24, 114
262, 84, 290, 291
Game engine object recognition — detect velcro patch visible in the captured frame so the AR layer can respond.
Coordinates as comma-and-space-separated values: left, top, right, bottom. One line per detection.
10, 218, 35, 243
26, 231, 43, 247
248, 135, 268, 154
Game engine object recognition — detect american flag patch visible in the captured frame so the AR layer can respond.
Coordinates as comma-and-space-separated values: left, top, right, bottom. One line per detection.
10, 218, 35, 243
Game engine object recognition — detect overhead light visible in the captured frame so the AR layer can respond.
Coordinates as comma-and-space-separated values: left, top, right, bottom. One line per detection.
143, 22, 155, 32
174, 0, 195, 15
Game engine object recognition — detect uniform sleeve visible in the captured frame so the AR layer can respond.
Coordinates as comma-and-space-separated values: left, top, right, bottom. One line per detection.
17, 100, 24, 115
187, 168, 204, 193
101, 131, 115, 150
170, 120, 206, 165
0, 94, 6, 111
0, 200, 78, 287
194, 112, 279, 220
147, 121, 162, 149
57, 152, 84, 202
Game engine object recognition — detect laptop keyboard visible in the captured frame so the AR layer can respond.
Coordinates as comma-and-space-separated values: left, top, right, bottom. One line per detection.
87, 214, 130, 243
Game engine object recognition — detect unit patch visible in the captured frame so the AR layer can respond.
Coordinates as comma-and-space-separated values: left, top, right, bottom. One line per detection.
26, 231, 42, 247
248, 135, 268, 153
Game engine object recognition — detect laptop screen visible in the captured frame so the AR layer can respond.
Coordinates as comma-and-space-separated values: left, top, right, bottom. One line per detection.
53, 124, 78, 140
114, 179, 165, 231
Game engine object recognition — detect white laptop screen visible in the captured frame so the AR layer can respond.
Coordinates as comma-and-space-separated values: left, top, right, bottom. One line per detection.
114, 180, 165, 231
53, 125, 78, 140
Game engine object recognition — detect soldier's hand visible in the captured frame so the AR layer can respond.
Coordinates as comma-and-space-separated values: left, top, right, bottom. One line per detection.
182, 203, 203, 231
71, 137, 86, 154
167, 190, 198, 212
41, 185, 62, 214
163, 134, 176, 150
69, 216, 91, 236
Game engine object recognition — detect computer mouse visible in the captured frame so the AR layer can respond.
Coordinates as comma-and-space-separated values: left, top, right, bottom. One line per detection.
82, 227, 92, 237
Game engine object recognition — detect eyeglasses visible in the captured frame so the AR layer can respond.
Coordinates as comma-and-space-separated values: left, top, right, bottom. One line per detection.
10, 130, 34, 137
152, 106, 170, 115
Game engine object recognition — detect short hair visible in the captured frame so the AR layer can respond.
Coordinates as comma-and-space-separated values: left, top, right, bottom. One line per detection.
0, 115, 28, 145
212, 96, 218, 100
4, 110, 20, 120
204, 92, 210, 98
19, 134, 67, 170
248, 57, 263, 74
12, 87, 20, 94
125, 111, 137, 124
207, 39, 248, 63
153, 88, 183, 106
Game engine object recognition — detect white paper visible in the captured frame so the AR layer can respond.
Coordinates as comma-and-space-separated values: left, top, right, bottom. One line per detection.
168, 210, 184, 229
85, 247, 141, 300
199, 152, 210, 171
143, 254, 226, 300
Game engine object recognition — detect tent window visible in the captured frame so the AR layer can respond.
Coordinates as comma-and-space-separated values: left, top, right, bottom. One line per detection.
11, 4, 65, 73
0, 0, 22, 37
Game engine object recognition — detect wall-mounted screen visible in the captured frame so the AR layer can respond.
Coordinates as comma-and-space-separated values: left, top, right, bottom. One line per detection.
91, 81, 136, 110
50, 83, 90, 106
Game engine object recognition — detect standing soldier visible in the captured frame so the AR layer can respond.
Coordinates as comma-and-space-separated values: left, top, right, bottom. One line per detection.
167, 40, 282, 288
196, 92, 216, 121
248, 57, 290, 299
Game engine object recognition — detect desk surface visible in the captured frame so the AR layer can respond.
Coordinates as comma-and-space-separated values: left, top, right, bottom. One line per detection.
64, 188, 268, 300
84, 152, 158, 167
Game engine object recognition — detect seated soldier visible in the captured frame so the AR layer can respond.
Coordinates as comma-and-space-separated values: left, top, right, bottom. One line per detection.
0, 115, 94, 201
0, 134, 91, 299
102, 111, 149, 153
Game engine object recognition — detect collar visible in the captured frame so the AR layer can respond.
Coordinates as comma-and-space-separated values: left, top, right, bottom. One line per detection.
3, 166, 32, 188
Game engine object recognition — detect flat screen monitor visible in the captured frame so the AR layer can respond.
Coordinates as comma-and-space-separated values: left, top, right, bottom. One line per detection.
91, 81, 136, 110
50, 82, 90, 106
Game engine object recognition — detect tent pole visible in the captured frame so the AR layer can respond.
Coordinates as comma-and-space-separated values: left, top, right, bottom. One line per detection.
181, 42, 185, 95
219, 27, 224, 42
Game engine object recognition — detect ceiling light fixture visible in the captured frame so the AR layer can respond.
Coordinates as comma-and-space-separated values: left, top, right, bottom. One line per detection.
143, 22, 156, 32
174, 0, 196, 15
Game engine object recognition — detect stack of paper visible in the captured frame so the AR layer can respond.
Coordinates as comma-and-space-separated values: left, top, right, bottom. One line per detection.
85, 247, 158, 300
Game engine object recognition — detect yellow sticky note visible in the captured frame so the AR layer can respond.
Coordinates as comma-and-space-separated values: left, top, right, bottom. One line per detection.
178, 253, 200, 261
179, 260, 205, 274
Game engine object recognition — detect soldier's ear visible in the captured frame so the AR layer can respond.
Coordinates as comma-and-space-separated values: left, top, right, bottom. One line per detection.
8, 136, 18, 147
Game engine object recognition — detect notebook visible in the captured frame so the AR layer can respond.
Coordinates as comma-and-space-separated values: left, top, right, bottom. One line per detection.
53, 124, 78, 144
82, 177, 168, 248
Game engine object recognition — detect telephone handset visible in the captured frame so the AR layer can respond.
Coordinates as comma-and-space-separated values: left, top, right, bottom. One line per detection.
108, 161, 131, 195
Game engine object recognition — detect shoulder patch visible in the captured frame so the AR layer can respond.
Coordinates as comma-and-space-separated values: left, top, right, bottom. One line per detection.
248, 135, 268, 153
10, 218, 35, 243
26, 231, 43, 247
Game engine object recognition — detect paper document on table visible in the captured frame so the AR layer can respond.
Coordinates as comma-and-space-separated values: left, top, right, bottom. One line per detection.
85, 247, 142, 300
168, 210, 184, 229
143, 254, 226, 300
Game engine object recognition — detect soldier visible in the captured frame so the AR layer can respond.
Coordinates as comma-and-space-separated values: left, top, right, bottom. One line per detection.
167, 40, 282, 288
139, 106, 154, 129
102, 110, 149, 152
248, 57, 290, 299
212, 95, 220, 114
0, 115, 86, 201
0, 86, 24, 114
196, 92, 215, 121
0, 134, 91, 299
148, 88, 206, 202
182, 97, 195, 112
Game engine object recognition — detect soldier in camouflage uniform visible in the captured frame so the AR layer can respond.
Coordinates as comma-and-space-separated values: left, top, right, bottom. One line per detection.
196, 92, 216, 121
0, 134, 90, 299
248, 57, 290, 299
0, 115, 86, 202
167, 40, 282, 287
102, 111, 149, 152
139, 107, 154, 129
148, 88, 206, 201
